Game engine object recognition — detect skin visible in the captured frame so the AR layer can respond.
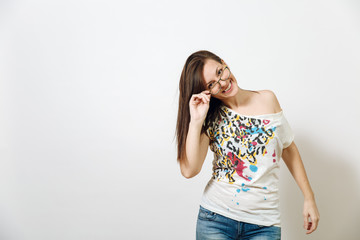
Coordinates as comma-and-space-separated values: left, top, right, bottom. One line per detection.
189, 58, 320, 234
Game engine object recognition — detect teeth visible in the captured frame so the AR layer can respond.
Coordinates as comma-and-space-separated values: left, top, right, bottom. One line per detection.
223, 81, 232, 92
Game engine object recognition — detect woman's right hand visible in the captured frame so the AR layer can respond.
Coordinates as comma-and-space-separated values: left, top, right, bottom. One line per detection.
189, 90, 211, 124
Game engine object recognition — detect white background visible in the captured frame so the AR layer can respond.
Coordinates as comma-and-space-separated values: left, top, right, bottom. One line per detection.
1, 0, 360, 239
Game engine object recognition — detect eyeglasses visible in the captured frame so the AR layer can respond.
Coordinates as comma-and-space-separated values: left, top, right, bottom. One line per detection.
207, 65, 231, 95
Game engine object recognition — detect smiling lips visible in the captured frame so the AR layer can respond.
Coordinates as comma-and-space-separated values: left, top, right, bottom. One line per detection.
223, 80, 232, 93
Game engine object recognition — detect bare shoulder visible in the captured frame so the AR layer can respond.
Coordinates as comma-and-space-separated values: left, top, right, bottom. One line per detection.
258, 89, 282, 113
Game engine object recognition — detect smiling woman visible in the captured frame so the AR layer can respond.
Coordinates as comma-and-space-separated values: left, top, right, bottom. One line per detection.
206, 64, 231, 95
175, 50, 320, 240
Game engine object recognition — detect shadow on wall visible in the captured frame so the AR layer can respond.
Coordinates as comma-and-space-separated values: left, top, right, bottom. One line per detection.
280, 135, 360, 240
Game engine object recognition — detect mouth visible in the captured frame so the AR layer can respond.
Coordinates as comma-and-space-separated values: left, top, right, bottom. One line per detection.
222, 80, 233, 93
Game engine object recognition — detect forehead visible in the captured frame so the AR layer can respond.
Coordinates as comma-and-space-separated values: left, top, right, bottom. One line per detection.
203, 59, 222, 83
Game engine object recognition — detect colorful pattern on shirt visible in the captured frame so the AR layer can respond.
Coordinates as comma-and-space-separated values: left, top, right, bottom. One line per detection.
207, 106, 277, 184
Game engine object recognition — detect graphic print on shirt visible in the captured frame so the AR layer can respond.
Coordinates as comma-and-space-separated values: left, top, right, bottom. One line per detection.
207, 106, 277, 184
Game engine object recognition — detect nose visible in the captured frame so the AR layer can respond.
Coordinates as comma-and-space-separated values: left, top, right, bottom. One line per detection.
219, 79, 229, 88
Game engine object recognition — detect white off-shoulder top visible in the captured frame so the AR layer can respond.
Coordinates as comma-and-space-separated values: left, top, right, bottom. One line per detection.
200, 104, 295, 227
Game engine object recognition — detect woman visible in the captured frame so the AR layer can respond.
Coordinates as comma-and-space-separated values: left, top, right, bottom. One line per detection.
176, 50, 320, 239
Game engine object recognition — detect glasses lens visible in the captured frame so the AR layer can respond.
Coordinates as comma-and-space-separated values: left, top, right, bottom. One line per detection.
220, 67, 230, 81
210, 82, 221, 95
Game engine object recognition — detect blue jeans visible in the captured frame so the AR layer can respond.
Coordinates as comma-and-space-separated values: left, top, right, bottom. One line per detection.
196, 205, 281, 240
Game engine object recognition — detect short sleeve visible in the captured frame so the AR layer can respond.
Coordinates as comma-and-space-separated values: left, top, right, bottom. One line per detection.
279, 113, 295, 148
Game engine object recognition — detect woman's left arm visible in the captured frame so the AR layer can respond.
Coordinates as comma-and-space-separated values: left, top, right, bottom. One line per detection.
282, 141, 320, 234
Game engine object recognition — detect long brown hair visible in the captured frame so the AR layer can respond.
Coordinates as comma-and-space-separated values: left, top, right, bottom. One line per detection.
175, 50, 224, 162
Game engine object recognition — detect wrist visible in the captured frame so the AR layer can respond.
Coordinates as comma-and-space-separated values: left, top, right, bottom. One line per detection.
304, 193, 315, 201
189, 119, 204, 127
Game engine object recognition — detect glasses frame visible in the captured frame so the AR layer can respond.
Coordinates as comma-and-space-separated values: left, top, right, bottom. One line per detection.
208, 64, 231, 95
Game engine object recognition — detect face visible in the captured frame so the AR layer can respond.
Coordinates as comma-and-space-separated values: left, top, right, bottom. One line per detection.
202, 59, 238, 99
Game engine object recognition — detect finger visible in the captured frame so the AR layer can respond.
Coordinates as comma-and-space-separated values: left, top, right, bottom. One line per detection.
192, 94, 205, 101
309, 215, 319, 233
303, 215, 308, 230
202, 91, 211, 100
307, 215, 312, 230
306, 221, 313, 234
191, 95, 200, 102
201, 93, 210, 102
203, 90, 211, 96
191, 96, 203, 104
306, 214, 319, 234
198, 94, 209, 104
194, 98, 202, 104
192, 93, 210, 104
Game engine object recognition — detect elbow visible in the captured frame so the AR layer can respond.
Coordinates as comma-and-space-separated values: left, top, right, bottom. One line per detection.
181, 167, 199, 179
181, 171, 192, 179
181, 169, 198, 179
179, 160, 199, 179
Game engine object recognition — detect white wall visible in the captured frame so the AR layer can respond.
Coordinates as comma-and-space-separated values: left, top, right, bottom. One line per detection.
1, 0, 359, 239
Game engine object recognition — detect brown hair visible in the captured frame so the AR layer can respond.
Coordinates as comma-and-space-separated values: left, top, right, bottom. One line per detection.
175, 50, 224, 162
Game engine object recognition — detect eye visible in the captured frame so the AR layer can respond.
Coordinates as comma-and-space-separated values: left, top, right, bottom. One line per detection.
208, 82, 215, 88
218, 69, 223, 75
